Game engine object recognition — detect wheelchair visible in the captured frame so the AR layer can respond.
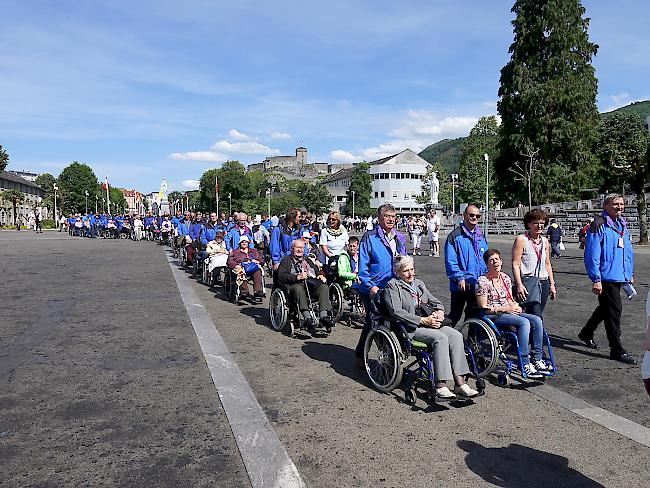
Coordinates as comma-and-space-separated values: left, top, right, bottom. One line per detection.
268, 279, 332, 337
324, 256, 364, 327
200, 254, 228, 288
223, 264, 266, 304
363, 296, 485, 406
458, 311, 556, 387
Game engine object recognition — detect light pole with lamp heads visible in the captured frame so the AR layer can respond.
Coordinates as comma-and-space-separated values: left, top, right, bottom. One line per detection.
84, 190, 89, 214
450, 174, 458, 215
483, 153, 489, 237
53, 183, 58, 223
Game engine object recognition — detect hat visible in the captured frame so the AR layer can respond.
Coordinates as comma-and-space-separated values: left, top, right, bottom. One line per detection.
239, 235, 250, 243
301, 230, 312, 239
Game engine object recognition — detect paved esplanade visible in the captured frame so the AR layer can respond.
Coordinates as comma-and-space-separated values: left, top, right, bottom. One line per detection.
1, 232, 648, 487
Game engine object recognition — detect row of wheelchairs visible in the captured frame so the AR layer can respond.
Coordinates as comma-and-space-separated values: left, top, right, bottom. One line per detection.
362, 298, 556, 407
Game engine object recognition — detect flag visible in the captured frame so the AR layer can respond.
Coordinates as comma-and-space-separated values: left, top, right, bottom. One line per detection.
215, 174, 219, 195
103, 177, 109, 190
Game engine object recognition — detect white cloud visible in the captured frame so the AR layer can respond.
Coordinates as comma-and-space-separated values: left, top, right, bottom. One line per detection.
270, 131, 291, 140
181, 179, 200, 190
330, 149, 357, 163
169, 151, 228, 162
211, 140, 279, 155
228, 129, 250, 140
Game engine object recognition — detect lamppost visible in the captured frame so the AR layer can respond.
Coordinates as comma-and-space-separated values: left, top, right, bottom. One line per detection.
102, 197, 105, 213
84, 190, 89, 214
450, 174, 458, 215
95, 194, 98, 213
266, 188, 271, 216
228, 192, 232, 216
351, 190, 356, 221
53, 183, 58, 223
483, 153, 489, 237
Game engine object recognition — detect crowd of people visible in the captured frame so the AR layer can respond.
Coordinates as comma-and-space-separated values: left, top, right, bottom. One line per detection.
60, 193, 649, 397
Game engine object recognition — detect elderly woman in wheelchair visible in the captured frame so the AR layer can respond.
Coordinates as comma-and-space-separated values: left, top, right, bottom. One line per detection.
364, 255, 482, 405
226, 235, 265, 303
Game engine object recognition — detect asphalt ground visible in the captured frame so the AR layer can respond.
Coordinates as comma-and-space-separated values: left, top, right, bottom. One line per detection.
1, 231, 649, 487
0, 232, 250, 487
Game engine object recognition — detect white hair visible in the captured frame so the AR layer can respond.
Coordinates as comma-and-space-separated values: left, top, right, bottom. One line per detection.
394, 255, 414, 274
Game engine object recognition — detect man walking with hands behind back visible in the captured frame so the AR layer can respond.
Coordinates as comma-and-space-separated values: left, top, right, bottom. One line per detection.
580, 194, 636, 364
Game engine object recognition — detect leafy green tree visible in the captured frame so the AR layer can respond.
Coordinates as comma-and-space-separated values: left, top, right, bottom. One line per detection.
1, 189, 24, 227
35, 173, 56, 212
108, 187, 127, 214
304, 182, 332, 215
0, 145, 8, 172
188, 191, 201, 211
344, 162, 372, 217
596, 113, 650, 244
199, 168, 220, 211
458, 116, 499, 206
417, 162, 451, 209
168, 191, 183, 213
57, 162, 98, 213
496, 0, 600, 205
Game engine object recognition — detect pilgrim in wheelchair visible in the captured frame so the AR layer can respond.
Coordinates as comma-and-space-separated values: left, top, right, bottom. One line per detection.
324, 237, 365, 327
224, 235, 266, 303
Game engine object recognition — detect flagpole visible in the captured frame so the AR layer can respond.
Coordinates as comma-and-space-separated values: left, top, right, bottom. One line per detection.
215, 174, 219, 217
105, 177, 111, 214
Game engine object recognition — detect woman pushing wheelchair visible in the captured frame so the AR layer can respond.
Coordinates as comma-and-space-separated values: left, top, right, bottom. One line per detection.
383, 255, 479, 400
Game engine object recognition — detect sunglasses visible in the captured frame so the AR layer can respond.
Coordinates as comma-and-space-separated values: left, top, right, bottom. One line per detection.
467, 213, 481, 218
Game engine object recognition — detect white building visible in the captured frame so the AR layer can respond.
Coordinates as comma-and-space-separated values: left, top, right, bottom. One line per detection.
369, 149, 428, 215
0, 170, 47, 226
322, 167, 354, 212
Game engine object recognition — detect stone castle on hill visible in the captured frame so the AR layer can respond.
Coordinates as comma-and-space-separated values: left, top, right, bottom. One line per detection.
247, 147, 353, 180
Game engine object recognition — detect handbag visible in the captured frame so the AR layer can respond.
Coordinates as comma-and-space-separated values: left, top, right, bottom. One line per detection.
517, 237, 543, 305
242, 261, 260, 274
558, 240, 566, 251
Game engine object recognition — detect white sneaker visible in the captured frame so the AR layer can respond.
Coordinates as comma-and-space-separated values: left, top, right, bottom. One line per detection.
454, 383, 479, 398
435, 386, 457, 399
523, 363, 543, 379
533, 359, 552, 376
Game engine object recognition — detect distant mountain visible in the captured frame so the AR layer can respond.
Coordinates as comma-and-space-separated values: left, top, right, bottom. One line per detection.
419, 100, 650, 173
601, 100, 650, 121
418, 137, 464, 174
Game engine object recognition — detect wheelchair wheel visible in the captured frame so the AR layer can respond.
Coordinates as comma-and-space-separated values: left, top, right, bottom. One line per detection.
364, 326, 403, 393
202, 261, 210, 285
223, 271, 233, 301
180, 247, 187, 267
269, 288, 289, 333
461, 318, 498, 378
329, 283, 344, 323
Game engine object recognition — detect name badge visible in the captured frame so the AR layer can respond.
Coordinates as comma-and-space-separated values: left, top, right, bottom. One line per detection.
618, 237, 624, 248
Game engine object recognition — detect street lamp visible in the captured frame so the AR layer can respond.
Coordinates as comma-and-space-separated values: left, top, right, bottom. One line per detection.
450, 174, 458, 215
84, 190, 89, 214
351, 190, 356, 221
102, 197, 105, 212
266, 188, 271, 216
228, 192, 232, 216
53, 183, 58, 223
483, 153, 489, 237
95, 194, 98, 213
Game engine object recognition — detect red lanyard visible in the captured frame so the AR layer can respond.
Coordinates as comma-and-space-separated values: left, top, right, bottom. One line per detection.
526, 232, 542, 262
490, 273, 513, 302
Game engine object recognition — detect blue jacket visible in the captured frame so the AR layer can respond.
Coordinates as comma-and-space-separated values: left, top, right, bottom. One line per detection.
177, 220, 190, 236
444, 225, 488, 292
144, 216, 154, 228
201, 225, 219, 245
189, 222, 204, 241
262, 219, 273, 231
226, 225, 253, 251
270, 223, 303, 264
171, 216, 181, 228
584, 214, 633, 283
357, 226, 407, 295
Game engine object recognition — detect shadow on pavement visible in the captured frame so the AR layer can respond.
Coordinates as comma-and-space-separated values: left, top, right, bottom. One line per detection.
549, 334, 610, 360
457, 440, 605, 487
301, 341, 368, 387
239, 306, 272, 328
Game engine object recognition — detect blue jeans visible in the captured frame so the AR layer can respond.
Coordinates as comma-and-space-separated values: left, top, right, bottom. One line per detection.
490, 313, 543, 364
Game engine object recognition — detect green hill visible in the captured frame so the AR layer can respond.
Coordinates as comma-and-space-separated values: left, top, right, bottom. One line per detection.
601, 100, 650, 121
418, 137, 464, 174
419, 100, 650, 173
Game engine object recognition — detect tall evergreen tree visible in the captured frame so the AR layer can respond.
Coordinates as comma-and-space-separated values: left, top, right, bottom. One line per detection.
496, 0, 599, 205
344, 162, 372, 217
458, 116, 499, 207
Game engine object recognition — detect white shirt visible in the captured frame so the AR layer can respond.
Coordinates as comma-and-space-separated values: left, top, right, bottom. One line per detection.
319, 227, 349, 263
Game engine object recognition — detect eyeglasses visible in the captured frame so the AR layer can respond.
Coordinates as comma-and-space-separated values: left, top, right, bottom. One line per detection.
467, 213, 481, 218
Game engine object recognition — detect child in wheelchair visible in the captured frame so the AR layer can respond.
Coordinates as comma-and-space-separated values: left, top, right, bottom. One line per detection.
383, 255, 479, 400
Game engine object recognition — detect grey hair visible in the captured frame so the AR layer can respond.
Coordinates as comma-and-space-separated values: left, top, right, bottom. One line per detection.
291, 238, 305, 249
377, 203, 396, 217
603, 193, 623, 206
394, 255, 414, 274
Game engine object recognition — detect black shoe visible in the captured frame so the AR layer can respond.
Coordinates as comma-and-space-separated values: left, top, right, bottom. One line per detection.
578, 333, 600, 349
321, 316, 335, 329
610, 352, 637, 365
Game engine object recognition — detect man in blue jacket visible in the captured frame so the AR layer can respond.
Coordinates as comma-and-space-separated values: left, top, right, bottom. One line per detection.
270, 208, 302, 269
444, 204, 488, 326
226, 212, 253, 251
354, 204, 407, 364
580, 194, 636, 364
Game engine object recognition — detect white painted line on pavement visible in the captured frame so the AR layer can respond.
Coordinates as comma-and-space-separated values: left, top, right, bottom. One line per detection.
532, 384, 650, 448
166, 254, 306, 488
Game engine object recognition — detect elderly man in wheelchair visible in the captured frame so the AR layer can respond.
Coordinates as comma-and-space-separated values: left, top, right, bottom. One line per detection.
364, 255, 482, 405
271, 238, 335, 336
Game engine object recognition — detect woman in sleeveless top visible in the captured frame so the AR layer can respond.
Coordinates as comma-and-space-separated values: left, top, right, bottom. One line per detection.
512, 209, 556, 320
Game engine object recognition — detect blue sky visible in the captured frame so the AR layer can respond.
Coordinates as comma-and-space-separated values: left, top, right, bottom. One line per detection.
1, 0, 649, 193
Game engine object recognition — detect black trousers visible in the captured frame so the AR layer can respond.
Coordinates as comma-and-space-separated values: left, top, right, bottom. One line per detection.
446, 286, 479, 327
355, 292, 373, 359
580, 282, 623, 354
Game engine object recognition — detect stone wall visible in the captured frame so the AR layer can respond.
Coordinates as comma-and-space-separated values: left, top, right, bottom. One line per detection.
492, 193, 650, 238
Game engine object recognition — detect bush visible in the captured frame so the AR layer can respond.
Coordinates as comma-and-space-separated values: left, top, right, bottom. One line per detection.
41, 219, 56, 229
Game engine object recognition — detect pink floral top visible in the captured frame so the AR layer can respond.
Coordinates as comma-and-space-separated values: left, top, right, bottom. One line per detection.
476, 272, 513, 308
